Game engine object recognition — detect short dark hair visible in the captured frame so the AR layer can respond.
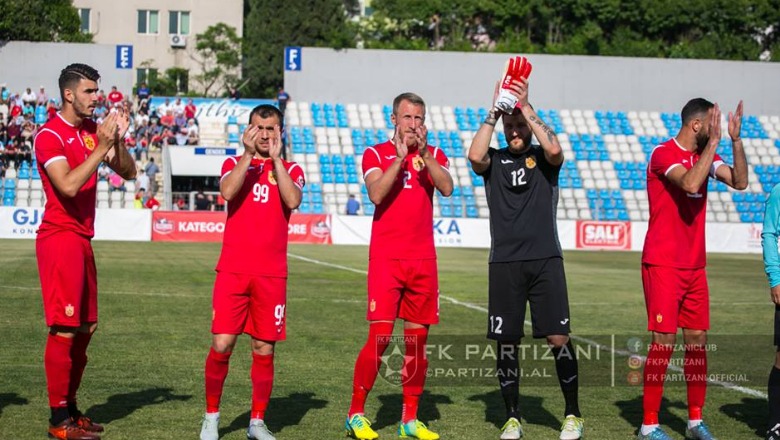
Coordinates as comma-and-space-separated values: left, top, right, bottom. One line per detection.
681, 98, 714, 125
248, 104, 283, 127
392, 92, 425, 115
58, 63, 100, 99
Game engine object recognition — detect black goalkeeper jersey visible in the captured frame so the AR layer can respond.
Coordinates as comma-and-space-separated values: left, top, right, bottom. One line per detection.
479, 146, 563, 263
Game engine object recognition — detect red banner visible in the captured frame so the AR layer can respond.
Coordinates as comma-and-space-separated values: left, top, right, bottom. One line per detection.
575, 220, 631, 250
151, 211, 332, 244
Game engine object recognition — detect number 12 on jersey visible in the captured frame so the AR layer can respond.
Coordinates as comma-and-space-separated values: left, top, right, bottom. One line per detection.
511, 169, 527, 187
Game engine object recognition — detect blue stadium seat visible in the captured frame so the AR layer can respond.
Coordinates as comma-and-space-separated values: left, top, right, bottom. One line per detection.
312, 203, 324, 213
4, 179, 15, 189
298, 203, 310, 213
322, 174, 334, 184
311, 193, 323, 204
319, 154, 330, 164
345, 155, 355, 165
453, 205, 463, 217
332, 155, 343, 165
320, 164, 332, 174
334, 165, 345, 175
347, 175, 359, 184
466, 206, 479, 218
740, 213, 753, 223
18, 168, 30, 179
2, 196, 14, 206
335, 174, 346, 184
364, 204, 375, 216
440, 205, 453, 217
451, 186, 462, 197
309, 183, 322, 193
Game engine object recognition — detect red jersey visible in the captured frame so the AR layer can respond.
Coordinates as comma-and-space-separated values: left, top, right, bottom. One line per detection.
362, 141, 449, 260
642, 138, 724, 269
34, 113, 100, 238
107, 91, 124, 105
215, 156, 305, 277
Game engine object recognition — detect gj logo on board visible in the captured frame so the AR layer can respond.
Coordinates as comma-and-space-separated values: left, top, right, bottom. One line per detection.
576, 221, 631, 250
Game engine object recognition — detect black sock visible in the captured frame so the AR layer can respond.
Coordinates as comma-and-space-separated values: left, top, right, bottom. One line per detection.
497, 342, 520, 420
769, 366, 780, 430
67, 402, 81, 418
50, 407, 70, 426
552, 340, 580, 418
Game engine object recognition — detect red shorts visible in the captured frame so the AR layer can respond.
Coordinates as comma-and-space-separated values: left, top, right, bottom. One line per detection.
212, 272, 287, 341
367, 258, 439, 325
642, 264, 709, 332
36, 231, 98, 327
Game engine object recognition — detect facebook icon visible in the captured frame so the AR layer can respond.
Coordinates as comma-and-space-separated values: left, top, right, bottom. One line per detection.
284, 46, 301, 71
116, 45, 133, 69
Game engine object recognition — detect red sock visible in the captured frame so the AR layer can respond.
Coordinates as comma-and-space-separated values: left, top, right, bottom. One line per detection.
251, 353, 274, 420
685, 344, 707, 420
204, 348, 232, 413
45, 334, 73, 408
402, 327, 429, 423
349, 321, 394, 417
67, 332, 92, 406
642, 342, 673, 425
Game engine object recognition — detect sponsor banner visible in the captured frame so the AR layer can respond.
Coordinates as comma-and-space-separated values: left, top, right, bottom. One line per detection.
151, 211, 331, 243
149, 97, 275, 122
576, 220, 632, 250
0, 207, 151, 241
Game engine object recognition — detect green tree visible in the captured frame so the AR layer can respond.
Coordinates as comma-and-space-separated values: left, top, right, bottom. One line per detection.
190, 23, 242, 97
0, 0, 91, 42
243, 0, 356, 97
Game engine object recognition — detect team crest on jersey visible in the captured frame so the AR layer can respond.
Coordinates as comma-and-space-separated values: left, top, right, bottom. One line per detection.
65, 304, 75, 317
412, 156, 425, 172
525, 156, 536, 169
370, 299, 376, 312
83, 134, 95, 151
656, 313, 663, 323
268, 170, 277, 185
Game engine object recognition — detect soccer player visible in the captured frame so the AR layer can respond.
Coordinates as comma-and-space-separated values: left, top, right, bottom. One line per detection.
34, 63, 136, 440
344, 92, 453, 440
762, 184, 780, 440
199, 105, 304, 440
468, 78, 584, 440
638, 98, 747, 440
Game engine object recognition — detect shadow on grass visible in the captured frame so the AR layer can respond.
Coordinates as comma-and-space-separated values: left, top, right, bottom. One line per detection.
615, 395, 687, 437
468, 389, 561, 432
86, 387, 192, 424
220, 392, 328, 437
372, 391, 453, 430
720, 397, 767, 438
0, 392, 29, 418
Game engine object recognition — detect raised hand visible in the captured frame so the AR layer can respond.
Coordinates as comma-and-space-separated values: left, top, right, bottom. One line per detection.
707, 103, 721, 148
416, 125, 431, 159
512, 78, 529, 109
242, 125, 259, 156
116, 107, 130, 141
728, 100, 743, 141
97, 111, 118, 151
393, 125, 408, 160
269, 125, 283, 160
772, 285, 780, 305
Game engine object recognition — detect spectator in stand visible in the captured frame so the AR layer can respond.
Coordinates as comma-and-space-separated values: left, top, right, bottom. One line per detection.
23, 101, 35, 117
4, 137, 17, 166
136, 82, 150, 103
93, 103, 107, 121
98, 163, 110, 181
46, 100, 58, 121
17, 138, 31, 166
172, 97, 185, 115
96, 89, 106, 107
135, 109, 150, 128
21, 87, 37, 107
37, 86, 48, 107
277, 88, 290, 115
9, 98, 22, 120
136, 166, 150, 192
186, 119, 200, 145
7, 116, 21, 140
145, 157, 160, 193
346, 193, 360, 215
0, 120, 7, 144
156, 97, 171, 117
148, 120, 163, 148
185, 99, 197, 122
1, 84, 9, 103
174, 111, 187, 131
20, 119, 35, 144
108, 171, 126, 192
145, 192, 161, 210
160, 110, 175, 129
229, 86, 240, 100
175, 196, 187, 210
194, 189, 211, 210
107, 86, 124, 107
134, 189, 145, 209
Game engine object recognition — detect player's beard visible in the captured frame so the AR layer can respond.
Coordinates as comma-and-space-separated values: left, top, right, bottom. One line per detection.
695, 129, 709, 150
73, 98, 95, 119
508, 135, 532, 153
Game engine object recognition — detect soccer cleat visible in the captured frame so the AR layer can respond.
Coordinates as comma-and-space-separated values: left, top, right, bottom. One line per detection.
345, 414, 379, 440
685, 422, 718, 440
72, 414, 104, 433
767, 423, 780, 440
200, 413, 219, 440
559, 415, 584, 440
247, 419, 276, 440
636, 426, 674, 440
48, 419, 101, 440
500, 417, 523, 439
398, 419, 440, 440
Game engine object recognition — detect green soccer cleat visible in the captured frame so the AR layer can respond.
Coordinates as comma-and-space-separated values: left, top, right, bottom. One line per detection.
398, 419, 440, 440
685, 422, 718, 440
500, 417, 523, 439
559, 415, 584, 440
345, 414, 379, 440
637, 426, 673, 440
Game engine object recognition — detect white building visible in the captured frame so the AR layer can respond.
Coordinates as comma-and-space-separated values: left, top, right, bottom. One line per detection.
72, 0, 243, 93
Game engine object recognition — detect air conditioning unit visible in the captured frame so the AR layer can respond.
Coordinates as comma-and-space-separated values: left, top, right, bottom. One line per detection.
169, 34, 186, 48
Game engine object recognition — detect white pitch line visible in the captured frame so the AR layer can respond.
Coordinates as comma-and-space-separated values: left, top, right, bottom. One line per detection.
288, 252, 768, 399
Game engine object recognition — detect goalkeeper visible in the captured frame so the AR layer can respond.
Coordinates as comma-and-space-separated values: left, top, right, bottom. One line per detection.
467, 57, 584, 440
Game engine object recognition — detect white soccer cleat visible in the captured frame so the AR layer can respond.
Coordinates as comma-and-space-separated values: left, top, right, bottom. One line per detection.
500, 417, 523, 439
200, 412, 219, 440
559, 415, 584, 440
247, 418, 276, 440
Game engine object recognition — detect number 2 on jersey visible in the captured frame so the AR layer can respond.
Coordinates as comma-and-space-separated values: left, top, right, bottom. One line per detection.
253, 183, 270, 203
511, 169, 527, 187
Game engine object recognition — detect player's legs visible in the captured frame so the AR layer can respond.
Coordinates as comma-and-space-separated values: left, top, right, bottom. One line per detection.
770, 309, 780, 439
247, 338, 276, 440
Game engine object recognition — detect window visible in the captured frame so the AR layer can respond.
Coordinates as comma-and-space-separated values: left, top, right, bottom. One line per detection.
78, 8, 90, 33
137, 10, 159, 34
136, 68, 158, 88
169, 11, 190, 35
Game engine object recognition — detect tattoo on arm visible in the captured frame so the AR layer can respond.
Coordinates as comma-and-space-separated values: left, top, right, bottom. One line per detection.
529, 115, 557, 143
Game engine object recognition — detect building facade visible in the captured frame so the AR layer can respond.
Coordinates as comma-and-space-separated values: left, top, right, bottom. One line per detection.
72, 0, 243, 94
